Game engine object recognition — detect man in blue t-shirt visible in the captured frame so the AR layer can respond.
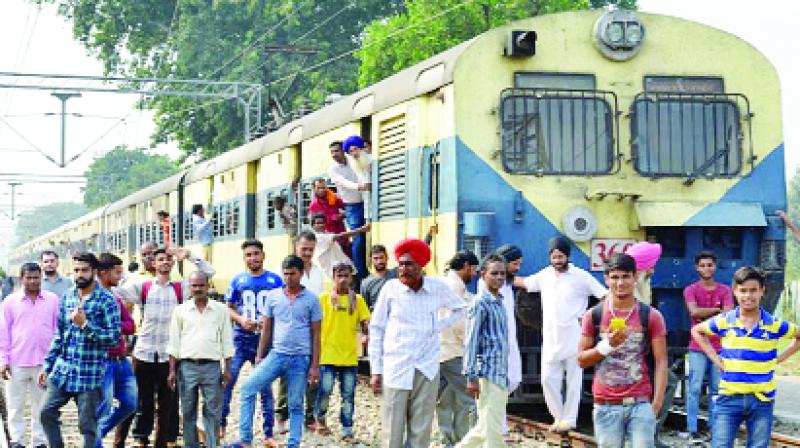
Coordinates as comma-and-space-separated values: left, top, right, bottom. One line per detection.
220, 239, 283, 442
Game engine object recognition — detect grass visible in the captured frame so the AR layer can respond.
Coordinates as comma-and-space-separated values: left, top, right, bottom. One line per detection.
776, 338, 800, 376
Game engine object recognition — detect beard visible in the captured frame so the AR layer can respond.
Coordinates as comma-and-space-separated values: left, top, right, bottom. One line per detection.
75, 277, 93, 289
43, 267, 56, 275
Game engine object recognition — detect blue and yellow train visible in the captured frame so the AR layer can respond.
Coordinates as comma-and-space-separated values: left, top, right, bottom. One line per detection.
9, 9, 785, 404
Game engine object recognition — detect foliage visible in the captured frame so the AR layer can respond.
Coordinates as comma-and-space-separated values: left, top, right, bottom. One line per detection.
357, 0, 636, 87
82, 146, 178, 209
785, 169, 800, 281
13, 202, 88, 247
41, 0, 405, 160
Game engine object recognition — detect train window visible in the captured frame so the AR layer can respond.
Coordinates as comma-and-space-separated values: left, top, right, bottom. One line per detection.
631, 92, 748, 177
514, 72, 596, 90
500, 88, 616, 175
702, 227, 743, 260
230, 201, 240, 235
266, 195, 276, 230
377, 153, 407, 220
184, 214, 194, 241
300, 183, 313, 225
645, 226, 685, 258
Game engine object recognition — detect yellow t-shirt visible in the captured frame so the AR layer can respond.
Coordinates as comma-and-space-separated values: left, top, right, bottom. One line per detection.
319, 291, 371, 366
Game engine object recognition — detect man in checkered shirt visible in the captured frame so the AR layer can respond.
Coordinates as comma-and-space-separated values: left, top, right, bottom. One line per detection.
38, 252, 121, 448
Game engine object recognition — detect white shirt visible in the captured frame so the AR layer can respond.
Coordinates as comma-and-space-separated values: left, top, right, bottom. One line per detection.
439, 271, 472, 362
523, 263, 607, 362
369, 277, 467, 390
477, 278, 522, 391
166, 298, 235, 361
300, 264, 324, 296
313, 233, 352, 280
328, 161, 363, 204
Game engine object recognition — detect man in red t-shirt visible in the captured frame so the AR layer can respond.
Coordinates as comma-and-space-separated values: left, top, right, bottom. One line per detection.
682, 251, 734, 441
578, 253, 668, 448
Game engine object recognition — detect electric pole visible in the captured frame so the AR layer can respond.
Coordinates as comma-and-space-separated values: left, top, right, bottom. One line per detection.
7, 182, 21, 220
51, 91, 82, 168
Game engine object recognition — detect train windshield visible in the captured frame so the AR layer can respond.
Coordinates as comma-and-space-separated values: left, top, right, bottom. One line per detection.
500, 88, 617, 175
631, 93, 745, 177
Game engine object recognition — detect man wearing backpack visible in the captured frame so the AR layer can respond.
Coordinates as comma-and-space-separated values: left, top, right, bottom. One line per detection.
118, 246, 215, 448
577, 253, 668, 448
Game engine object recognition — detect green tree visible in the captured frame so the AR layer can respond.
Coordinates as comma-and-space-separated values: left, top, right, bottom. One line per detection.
82, 146, 178, 209
357, 0, 635, 87
785, 169, 800, 281
41, 0, 406, 160
13, 202, 89, 246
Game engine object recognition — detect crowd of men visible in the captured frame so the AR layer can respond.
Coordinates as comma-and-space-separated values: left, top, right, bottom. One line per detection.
0, 136, 798, 448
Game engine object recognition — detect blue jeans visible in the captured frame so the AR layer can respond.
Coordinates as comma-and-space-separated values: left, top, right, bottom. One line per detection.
40, 381, 102, 448
314, 365, 357, 432
344, 202, 367, 278
593, 402, 656, 448
96, 358, 138, 447
712, 394, 774, 448
222, 340, 274, 436
240, 352, 310, 447
686, 350, 721, 433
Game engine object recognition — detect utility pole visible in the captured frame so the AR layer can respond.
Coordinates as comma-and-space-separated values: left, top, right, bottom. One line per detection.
7, 182, 21, 220
51, 91, 82, 168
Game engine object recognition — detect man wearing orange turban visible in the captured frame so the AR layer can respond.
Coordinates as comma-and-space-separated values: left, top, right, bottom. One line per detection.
369, 239, 467, 448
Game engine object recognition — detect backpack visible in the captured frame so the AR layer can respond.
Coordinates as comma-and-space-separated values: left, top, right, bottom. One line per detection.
141, 280, 184, 306
591, 301, 655, 383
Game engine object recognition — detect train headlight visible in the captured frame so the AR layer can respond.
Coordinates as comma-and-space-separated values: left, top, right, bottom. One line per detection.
606, 22, 624, 44
594, 9, 646, 61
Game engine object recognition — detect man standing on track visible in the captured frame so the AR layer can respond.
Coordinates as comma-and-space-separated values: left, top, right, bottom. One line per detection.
118, 246, 215, 448
456, 254, 509, 448
40, 251, 74, 299
360, 244, 398, 311
369, 239, 467, 448
437, 250, 479, 447
683, 251, 733, 443
238, 255, 322, 448
39, 252, 121, 448
577, 254, 668, 448
0, 263, 59, 448
220, 240, 283, 443
167, 271, 234, 448
514, 236, 607, 432
95, 254, 137, 448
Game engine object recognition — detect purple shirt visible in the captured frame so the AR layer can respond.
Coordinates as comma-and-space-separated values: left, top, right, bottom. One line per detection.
108, 295, 136, 358
0, 290, 60, 367
684, 281, 734, 352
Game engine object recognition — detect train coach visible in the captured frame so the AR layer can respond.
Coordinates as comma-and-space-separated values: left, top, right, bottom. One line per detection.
9, 9, 785, 405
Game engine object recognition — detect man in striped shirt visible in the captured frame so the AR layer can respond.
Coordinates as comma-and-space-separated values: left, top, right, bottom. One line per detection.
692, 266, 800, 448
457, 254, 508, 448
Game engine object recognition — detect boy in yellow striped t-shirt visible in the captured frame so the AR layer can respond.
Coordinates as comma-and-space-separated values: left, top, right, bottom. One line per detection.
691, 266, 800, 448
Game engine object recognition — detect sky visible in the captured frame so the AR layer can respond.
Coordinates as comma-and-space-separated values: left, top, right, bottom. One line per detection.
0, 0, 798, 268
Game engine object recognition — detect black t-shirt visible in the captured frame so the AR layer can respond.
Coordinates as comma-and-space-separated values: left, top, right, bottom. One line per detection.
360, 268, 398, 310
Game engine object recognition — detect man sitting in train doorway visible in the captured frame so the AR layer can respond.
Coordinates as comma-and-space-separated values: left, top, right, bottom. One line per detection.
327, 140, 370, 280
577, 253, 668, 448
683, 251, 733, 443
514, 236, 607, 433
191, 204, 213, 261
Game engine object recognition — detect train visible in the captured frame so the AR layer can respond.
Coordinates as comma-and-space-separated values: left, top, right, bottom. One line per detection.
9, 9, 785, 404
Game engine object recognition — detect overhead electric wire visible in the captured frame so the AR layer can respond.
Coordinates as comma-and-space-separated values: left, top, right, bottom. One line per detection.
266, 0, 479, 89
0, 114, 58, 165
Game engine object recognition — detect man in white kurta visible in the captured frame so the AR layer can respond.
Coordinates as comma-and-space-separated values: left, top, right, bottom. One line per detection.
515, 236, 607, 431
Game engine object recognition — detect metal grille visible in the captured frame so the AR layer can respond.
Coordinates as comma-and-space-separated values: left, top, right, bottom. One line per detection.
300, 183, 313, 225
461, 235, 494, 260
377, 153, 406, 220
184, 215, 194, 241
378, 114, 407, 157
500, 88, 617, 175
631, 92, 751, 177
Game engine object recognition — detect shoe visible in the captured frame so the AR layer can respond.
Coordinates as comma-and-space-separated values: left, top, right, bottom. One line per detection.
555, 422, 575, 433
316, 419, 333, 436
305, 420, 319, 432
263, 438, 282, 448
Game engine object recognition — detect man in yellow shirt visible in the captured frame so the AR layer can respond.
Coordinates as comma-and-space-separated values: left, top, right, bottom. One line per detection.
313, 261, 370, 440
